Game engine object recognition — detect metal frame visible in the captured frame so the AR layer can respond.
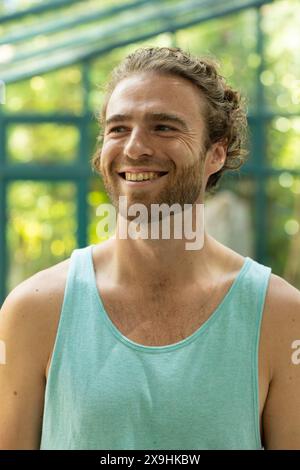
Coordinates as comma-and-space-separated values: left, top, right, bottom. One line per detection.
0, 61, 92, 303
1, 0, 297, 304
0, 0, 83, 24
0, 0, 273, 84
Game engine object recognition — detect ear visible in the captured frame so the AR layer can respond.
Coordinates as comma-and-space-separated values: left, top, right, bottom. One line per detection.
203, 140, 227, 179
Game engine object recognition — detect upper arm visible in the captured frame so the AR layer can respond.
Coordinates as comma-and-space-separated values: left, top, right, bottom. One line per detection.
0, 279, 51, 449
262, 275, 300, 450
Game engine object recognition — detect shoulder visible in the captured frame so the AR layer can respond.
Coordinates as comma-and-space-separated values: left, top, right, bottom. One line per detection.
264, 272, 300, 327
0, 258, 73, 449
1, 256, 71, 317
262, 272, 300, 379
0, 256, 71, 371
260, 272, 300, 449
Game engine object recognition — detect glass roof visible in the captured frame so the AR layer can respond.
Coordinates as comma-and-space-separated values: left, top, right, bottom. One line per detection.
0, 0, 274, 83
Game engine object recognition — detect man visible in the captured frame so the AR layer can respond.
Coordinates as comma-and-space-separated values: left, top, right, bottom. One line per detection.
0, 46, 300, 450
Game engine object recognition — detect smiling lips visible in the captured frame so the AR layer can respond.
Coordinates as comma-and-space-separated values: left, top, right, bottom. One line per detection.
118, 170, 168, 182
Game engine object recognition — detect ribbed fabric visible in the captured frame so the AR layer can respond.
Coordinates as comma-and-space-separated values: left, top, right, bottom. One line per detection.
40, 244, 271, 450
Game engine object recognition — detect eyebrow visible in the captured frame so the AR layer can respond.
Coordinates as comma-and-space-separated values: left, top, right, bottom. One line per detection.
105, 112, 189, 131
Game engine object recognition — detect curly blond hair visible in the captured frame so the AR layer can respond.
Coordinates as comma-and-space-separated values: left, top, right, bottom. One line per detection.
92, 46, 249, 191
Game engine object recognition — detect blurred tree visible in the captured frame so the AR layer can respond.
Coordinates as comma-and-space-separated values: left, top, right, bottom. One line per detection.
2, 0, 300, 293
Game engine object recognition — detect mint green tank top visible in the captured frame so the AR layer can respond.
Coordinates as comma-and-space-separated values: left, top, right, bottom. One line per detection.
40, 244, 272, 450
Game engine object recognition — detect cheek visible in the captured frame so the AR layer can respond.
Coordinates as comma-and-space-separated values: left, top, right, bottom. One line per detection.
168, 137, 201, 165
101, 138, 122, 154
100, 139, 123, 166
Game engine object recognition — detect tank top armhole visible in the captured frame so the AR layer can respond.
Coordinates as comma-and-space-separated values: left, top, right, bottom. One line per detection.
252, 263, 272, 450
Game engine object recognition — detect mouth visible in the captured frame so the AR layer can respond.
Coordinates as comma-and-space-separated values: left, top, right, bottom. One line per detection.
118, 171, 169, 185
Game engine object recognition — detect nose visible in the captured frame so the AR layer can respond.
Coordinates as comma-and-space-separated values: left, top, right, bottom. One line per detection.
124, 127, 154, 160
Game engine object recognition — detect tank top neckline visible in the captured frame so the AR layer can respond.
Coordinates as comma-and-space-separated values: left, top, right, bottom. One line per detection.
87, 244, 252, 353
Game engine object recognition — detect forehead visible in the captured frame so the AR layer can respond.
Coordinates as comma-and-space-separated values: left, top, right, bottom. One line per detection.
106, 72, 205, 121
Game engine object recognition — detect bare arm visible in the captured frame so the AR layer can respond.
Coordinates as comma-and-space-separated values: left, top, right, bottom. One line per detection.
0, 275, 56, 449
262, 275, 300, 449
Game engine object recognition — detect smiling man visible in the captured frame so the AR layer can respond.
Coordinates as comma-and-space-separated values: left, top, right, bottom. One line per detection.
0, 47, 300, 450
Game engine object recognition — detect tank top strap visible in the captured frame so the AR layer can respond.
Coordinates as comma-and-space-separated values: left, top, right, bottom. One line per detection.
231, 256, 272, 325
60, 245, 95, 312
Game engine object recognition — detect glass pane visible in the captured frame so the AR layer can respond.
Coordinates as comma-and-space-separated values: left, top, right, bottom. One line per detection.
7, 123, 79, 163
176, 9, 258, 111
266, 175, 300, 288
88, 176, 111, 245
205, 176, 256, 258
7, 181, 77, 292
262, 0, 300, 114
89, 119, 100, 154
267, 116, 300, 170
5, 66, 83, 114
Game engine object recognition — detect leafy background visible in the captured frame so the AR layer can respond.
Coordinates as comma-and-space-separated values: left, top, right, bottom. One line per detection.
0, 0, 299, 293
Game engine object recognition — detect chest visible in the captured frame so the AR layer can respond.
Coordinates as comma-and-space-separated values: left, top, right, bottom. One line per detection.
100, 285, 225, 346
98, 284, 270, 446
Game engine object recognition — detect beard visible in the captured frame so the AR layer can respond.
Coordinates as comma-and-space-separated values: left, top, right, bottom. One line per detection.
99, 149, 206, 221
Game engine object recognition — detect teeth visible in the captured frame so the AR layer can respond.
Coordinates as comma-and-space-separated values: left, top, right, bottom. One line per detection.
125, 172, 161, 181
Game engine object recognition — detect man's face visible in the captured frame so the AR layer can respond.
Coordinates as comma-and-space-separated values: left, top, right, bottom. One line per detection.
99, 71, 209, 212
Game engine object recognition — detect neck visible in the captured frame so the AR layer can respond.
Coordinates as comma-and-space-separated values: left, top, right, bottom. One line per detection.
108, 210, 226, 289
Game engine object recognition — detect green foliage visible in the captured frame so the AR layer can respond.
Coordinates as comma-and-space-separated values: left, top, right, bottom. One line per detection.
1, 0, 300, 294
7, 181, 77, 291
7, 123, 79, 163
6, 68, 83, 114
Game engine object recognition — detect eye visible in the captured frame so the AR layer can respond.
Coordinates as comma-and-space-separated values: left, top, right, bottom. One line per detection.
155, 124, 175, 131
108, 126, 127, 133
107, 124, 176, 134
